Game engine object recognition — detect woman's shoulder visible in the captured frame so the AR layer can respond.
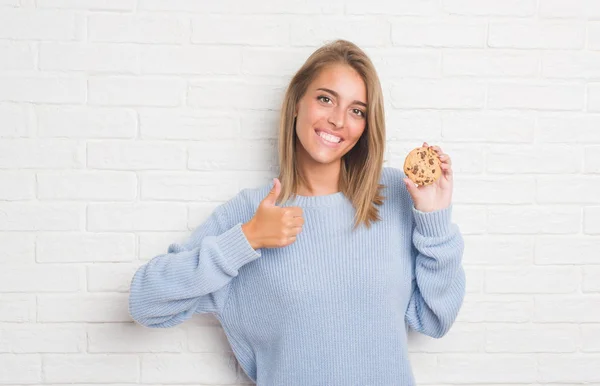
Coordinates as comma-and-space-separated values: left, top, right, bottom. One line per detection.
216, 182, 270, 225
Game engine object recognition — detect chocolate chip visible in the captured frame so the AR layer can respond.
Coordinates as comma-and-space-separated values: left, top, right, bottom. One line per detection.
428, 158, 434, 165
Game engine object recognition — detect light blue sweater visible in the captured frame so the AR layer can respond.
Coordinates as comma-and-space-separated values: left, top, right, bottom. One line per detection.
128, 166, 466, 385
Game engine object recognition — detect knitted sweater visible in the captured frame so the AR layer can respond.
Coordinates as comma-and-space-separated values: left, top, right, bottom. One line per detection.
128, 166, 466, 385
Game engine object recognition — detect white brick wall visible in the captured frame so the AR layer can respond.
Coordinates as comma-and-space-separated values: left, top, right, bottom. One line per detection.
0, 0, 598, 384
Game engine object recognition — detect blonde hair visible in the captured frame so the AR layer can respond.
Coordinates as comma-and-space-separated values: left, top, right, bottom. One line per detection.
276, 39, 387, 230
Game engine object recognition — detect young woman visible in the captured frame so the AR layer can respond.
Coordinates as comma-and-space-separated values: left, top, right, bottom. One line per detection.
129, 39, 465, 385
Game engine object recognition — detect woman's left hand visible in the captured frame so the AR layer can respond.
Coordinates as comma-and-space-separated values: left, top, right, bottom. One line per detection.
403, 142, 453, 213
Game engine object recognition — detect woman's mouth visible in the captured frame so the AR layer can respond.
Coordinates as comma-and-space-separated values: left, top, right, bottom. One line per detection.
315, 129, 343, 148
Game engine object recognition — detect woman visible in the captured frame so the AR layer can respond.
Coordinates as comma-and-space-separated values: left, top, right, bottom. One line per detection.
129, 39, 465, 385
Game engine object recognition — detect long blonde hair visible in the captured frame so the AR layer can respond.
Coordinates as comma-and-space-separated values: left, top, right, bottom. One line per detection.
276, 39, 387, 230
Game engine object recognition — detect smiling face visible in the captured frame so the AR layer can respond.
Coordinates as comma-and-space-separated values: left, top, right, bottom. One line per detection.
294, 64, 368, 166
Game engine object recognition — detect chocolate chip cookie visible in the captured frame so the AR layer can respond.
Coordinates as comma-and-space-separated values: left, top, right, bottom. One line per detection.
403, 146, 442, 186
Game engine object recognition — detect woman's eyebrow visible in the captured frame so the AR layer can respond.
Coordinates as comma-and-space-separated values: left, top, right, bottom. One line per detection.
316, 87, 367, 108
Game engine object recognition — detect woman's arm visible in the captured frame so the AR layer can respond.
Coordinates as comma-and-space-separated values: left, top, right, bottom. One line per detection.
404, 204, 466, 338
128, 195, 261, 328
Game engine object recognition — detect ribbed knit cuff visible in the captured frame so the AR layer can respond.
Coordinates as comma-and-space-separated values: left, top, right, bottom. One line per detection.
216, 223, 262, 270
412, 204, 453, 237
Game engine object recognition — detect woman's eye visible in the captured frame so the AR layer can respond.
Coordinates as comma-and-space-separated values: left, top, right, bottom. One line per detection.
318, 96, 331, 103
353, 109, 365, 117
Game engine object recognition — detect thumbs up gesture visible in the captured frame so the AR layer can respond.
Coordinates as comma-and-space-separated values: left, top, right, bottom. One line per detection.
241, 178, 304, 249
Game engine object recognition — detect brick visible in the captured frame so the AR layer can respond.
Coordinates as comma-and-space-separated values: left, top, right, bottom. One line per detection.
488, 205, 580, 234
0, 324, 85, 353
589, 84, 600, 112
0, 139, 83, 169
488, 83, 584, 111
0, 203, 83, 231
346, 0, 438, 15
88, 76, 185, 107
141, 45, 239, 75
538, 354, 600, 382
543, 52, 600, 78
141, 0, 344, 13
43, 354, 138, 383
463, 235, 533, 265
139, 109, 238, 140
89, 14, 189, 43
87, 203, 187, 231
391, 80, 485, 109
538, 113, 600, 143
444, 50, 538, 77
87, 141, 186, 170
369, 48, 441, 79
193, 15, 288, 45
188, 140, 278, 171
537, 176, 600, 203
584, 206, 600, 234
38, 0, 134, 9
242, 47, 316, 77
0, 103, 32, 138
536, 236, 600, 264
583, 266, 600, 293
539, 0, 600, 19
457, 295, 533, 322
486, 324, 578, 352
291, 16, 390, 47
443, 0, 535, 16
586, 146, 600, 173
87, 263, 140, 292
0, 75, 86, 104
141, 171, 239, 201
582, 325, 600, 351
0, 41, 35, 70
88, 323, 185, 352
37, 171, 137, 200
485, 267, 579, 294
442, 112, 534, 143
37, 233, 135, 263
385, 111, 442, 142
0, 295, 35, 322
453, 177, 535, 204
138, 231, 189, 260
0, 9, 77, 40
0, 171, 34, 200
0, 232, 34, 264
487, 144, 581, 173
39, 42, 138, 73
187, 80, 286, 110
0, 265, 81, 292
408, 322, 484, 353
464, 268, 484, 293
534, 295, 600, 322
589, 23, 600, 50
38, 294, 130, 322
0, 354, 41, 383
436, 354, 537, 383
37, 106, 136, 139
452, 205, 487, 234
489, 22, 585, 49
392, 19, 486, 48
141, 353, 237, 384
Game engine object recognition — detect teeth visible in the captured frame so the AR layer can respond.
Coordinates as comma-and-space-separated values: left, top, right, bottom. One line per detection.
318, 131, 341, 143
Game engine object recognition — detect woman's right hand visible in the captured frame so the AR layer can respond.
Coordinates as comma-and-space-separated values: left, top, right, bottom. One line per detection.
241, 178, 304, 249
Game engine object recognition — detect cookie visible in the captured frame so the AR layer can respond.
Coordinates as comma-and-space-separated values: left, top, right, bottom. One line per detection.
403, 146, 442, 186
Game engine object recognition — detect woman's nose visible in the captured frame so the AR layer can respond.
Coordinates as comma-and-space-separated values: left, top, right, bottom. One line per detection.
328, 106, 345, 128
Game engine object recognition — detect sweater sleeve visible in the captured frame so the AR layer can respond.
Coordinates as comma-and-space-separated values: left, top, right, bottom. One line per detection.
128, 198, 261, 328
404, 204, 466, 338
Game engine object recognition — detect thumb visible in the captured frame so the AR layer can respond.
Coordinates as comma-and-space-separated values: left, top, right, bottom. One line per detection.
403, 177, 419, 198
263, 177, 281, 207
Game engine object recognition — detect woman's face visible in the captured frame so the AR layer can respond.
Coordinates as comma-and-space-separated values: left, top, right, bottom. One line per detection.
294, 64, 367, 166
